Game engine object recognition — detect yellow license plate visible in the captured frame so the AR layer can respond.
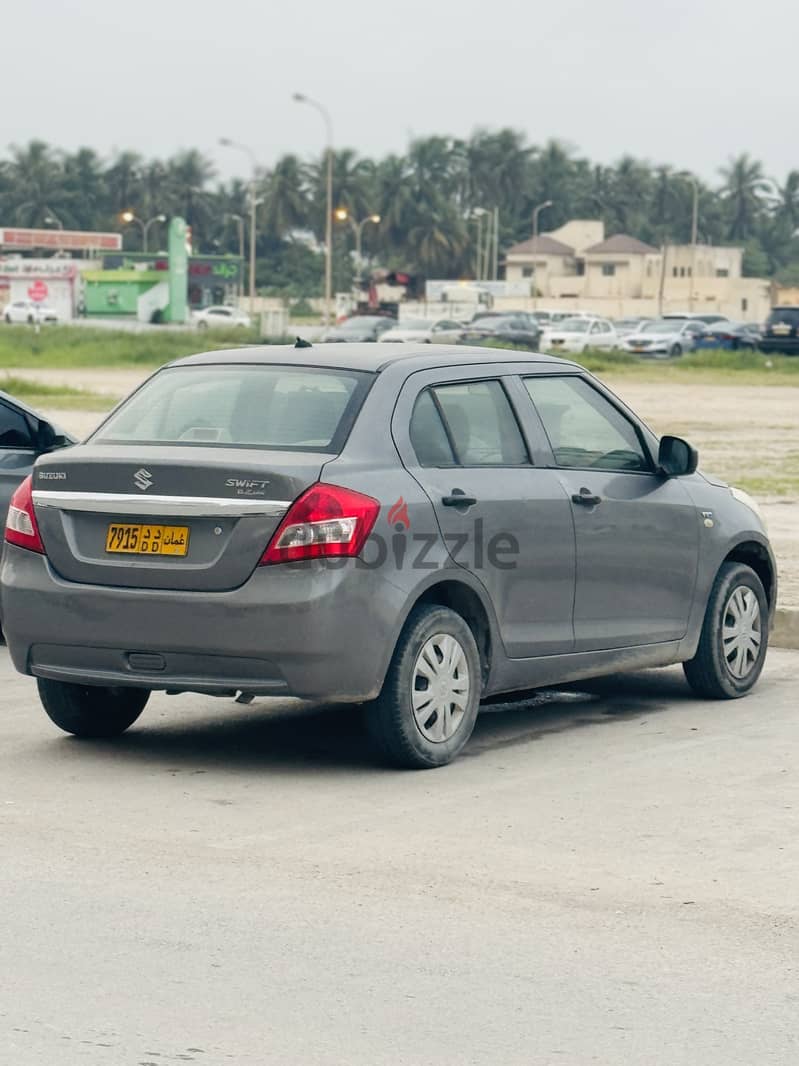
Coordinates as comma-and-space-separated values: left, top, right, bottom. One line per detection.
105, 523, 190, 556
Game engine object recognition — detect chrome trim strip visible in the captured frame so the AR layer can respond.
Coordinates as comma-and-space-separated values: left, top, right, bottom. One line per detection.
32, 491, 291, 518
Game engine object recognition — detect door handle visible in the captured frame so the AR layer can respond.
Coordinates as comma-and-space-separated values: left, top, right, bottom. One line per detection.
571, 488, 602, 506
442, 489, 477, 507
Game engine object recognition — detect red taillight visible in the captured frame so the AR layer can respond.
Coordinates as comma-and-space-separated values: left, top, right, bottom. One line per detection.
260, 483, 380, 565
5, 475, 45, 554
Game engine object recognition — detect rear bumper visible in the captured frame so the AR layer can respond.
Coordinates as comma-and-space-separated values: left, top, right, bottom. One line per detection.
0, 545, 406, 701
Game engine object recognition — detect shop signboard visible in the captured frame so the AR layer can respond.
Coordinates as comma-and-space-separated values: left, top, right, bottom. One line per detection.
0, 228, 122, 251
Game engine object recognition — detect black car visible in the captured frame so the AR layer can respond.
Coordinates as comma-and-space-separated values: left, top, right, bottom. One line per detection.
456, 312, 542, 351
760, 306, 799, 356
322, 315, 397, 343
0, 391, 75, 531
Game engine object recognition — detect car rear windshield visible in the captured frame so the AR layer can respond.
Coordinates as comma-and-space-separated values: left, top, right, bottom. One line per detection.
767, 308, 799, 326
91, 364, 371, 452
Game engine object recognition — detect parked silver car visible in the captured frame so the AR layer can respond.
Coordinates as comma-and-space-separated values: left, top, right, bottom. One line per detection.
623, 318, 708, 357
1, 345, 775, 768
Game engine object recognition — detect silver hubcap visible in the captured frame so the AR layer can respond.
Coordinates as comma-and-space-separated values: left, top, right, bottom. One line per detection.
722, 585, 762, 679
411, 633, 471, 743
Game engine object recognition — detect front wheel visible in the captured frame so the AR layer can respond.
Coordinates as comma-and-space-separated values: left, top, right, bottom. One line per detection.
37, 679, 150, 737
669, 343, 683, 357
683, 562, 768, 699
366, 605, 481, 768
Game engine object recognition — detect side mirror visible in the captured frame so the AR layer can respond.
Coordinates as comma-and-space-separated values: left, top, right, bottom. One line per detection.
658, 435, 698, 477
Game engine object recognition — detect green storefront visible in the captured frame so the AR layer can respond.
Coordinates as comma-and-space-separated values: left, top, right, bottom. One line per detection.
83, 270, 164, 315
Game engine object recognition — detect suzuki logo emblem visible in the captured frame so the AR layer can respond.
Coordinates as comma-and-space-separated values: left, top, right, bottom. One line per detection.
134, 468, 154, 492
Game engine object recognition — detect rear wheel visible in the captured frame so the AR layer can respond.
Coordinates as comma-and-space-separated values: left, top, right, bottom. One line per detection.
366, 605, 481, 769
683, 562, 768, 699
37, 679, 149, 738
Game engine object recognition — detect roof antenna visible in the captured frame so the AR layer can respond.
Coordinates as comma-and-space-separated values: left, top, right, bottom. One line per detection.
294, 336, 313, 348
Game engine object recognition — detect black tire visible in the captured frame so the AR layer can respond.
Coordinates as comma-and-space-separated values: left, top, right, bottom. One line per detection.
197, 320, 208, 329
669, 343, 683, 357
37, 679, 149, 738
366, 605, 481, 769
683, 562, 768, 699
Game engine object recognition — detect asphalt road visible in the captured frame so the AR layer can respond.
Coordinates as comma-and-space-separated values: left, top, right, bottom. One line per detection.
2, 648, 797, 1066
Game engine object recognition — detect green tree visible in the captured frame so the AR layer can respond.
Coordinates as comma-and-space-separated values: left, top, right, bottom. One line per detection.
3, 140, 69, 226
719, 153, 768, 240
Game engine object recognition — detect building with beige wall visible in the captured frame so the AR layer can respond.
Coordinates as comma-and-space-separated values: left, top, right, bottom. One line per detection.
504, 220, 770, 321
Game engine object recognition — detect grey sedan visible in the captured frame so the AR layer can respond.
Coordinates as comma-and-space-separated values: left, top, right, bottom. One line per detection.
1, 345, 776, 768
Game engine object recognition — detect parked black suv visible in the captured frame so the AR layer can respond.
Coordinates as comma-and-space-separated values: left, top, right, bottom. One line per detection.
760, 307, 799, 355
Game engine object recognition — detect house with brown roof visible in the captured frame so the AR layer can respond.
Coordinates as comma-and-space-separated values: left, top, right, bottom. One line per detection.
500, 218, 770, 319
581, 234, 661, 299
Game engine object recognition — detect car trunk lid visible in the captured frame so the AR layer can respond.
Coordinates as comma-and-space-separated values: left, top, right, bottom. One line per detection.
31, 444, 325, 591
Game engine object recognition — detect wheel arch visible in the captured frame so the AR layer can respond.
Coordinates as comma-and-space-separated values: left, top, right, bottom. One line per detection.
407, 577, 496, 692
722, 539, 775, 611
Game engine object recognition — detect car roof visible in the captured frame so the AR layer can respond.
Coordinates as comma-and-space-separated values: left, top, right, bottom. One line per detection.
170, 343, 575, 375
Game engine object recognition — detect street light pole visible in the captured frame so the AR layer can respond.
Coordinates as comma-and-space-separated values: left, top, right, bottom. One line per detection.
121, 211, 166, 253
531, 199, 553, 310
143, 214, 167, 253
293, 93, 334, 325
337, 211, 381, 286
219, 138, 258, 317
683, 174, 699, 312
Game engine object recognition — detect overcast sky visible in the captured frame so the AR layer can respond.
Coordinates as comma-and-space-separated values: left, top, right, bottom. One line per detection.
5, 0, 797, 188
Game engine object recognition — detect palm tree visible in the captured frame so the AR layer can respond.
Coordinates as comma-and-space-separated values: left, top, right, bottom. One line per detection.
261, 154, 309, 238
776, 170, 799, 233
607, 155, 653, 235
374, 154, 416, 257
105, 150, 143, 214
719, 153, 768, 240
3, 140, 69, 226
62, 148, 107, 229
162, 150, 216, 246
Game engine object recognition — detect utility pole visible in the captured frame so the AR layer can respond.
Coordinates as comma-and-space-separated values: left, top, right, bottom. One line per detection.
531, 200, 553, 310
293, 93, 335, 325
219, 138, 259, 316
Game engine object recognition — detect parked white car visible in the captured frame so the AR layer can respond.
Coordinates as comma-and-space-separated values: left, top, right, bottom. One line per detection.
378, 317, 464, 343
541, 316, 618, 354
3, 300, 60, 325
194, 305, 252, 330
623, 318, 707, 358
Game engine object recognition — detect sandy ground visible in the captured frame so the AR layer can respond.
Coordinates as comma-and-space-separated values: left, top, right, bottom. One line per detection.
11, 368, 798, 607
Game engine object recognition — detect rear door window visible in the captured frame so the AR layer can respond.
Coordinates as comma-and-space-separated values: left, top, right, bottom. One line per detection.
91, 365, 370, 452
410, 380, 529, 467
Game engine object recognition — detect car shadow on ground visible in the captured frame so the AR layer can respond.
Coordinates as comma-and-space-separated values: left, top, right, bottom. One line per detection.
44, 666, 697, 775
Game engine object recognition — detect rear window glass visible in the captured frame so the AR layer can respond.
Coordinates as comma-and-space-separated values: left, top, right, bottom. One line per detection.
91, 365, 370, 452
767, 308, 799, 325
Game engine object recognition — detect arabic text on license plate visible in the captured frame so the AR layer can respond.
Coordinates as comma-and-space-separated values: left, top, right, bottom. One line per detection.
105, 523, 190, 556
